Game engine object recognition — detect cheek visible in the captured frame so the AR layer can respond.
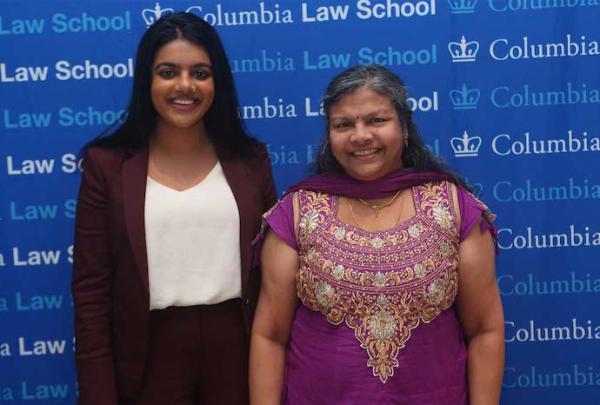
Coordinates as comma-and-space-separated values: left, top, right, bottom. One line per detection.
204, 81, 215, 103
329, 135, 345, 158
150, 81, 164, 107
386, 127, 405, 151
150, 91, 158, 109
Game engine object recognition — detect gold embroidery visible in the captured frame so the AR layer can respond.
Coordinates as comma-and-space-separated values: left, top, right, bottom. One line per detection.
333, 226, 346, 240
370, 236, 385, 249
413, 262, 427, 278
296, 183, 461, 383
419, 183, 456, 232
297, 192, 331, 245
432, 205, 453, 229
299, 209, 320, 234
408, 224, 421, 238
332, 264, 345, 280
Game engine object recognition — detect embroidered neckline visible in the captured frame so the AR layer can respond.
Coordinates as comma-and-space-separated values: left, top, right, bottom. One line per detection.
329, 187, 422, 236
295, 182, 461, 383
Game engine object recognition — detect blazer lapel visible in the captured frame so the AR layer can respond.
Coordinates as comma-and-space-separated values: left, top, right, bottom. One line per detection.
219, 155, 258, 296
122, 145, 150, 292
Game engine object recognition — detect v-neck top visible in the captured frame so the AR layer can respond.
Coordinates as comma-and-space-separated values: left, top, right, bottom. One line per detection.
144, 161, 241, 310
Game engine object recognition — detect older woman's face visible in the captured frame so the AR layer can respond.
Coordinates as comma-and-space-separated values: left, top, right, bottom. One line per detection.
329, 88, 406, 181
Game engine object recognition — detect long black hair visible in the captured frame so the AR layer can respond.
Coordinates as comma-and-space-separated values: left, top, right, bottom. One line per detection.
85, 12, 259, 158
315, 65, 472, 191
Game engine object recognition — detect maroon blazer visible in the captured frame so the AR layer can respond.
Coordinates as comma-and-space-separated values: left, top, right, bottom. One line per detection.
72, 144, 276, 404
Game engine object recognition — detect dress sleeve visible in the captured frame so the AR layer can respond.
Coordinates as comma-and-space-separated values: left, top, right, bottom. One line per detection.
265, 193, 298, 250
252, 193, 298, 265
456, 186, 498, 243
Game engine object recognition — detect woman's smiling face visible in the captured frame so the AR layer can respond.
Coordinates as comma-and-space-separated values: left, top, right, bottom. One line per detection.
151, 38, 215, 131
329, 87, 406, 181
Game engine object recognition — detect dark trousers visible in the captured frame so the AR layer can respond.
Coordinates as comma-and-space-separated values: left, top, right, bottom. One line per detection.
126, 299, 249, 405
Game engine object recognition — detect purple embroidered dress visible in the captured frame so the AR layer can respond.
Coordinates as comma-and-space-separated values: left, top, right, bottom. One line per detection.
264, 181, 495, 405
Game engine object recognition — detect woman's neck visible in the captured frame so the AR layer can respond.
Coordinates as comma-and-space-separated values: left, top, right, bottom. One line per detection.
151, 121, 211, 155
148, 120, 218, 190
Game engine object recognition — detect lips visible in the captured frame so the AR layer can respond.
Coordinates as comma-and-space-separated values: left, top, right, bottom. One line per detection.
351, 148, 380, 158
168, 97, 199, 110
172, 99, 195, 105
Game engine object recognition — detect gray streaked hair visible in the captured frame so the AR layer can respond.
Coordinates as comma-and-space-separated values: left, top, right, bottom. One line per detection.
314, 65, 473, 194
322, 64, 412, 126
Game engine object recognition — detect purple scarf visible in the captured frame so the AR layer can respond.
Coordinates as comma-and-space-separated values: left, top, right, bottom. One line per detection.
285, 169, 453, 199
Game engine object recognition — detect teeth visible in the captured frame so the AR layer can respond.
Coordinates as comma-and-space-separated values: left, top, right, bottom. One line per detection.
173, 99, 194, 105
353, 149, 378, 156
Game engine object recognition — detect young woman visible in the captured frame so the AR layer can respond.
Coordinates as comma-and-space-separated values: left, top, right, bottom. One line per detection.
250, 65, 504, 404
72, 13, 276, 405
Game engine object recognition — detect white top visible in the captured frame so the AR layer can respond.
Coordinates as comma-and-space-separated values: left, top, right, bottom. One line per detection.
144, 162, 241, 310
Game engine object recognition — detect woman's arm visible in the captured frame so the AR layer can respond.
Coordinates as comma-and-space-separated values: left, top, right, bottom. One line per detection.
249, 229, 299, 405
71, 150, 117, 404
456, 219, 505, 405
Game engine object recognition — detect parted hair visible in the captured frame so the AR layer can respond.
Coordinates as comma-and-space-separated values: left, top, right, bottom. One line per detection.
315, 65, 471, 191
85, 12, 259, 158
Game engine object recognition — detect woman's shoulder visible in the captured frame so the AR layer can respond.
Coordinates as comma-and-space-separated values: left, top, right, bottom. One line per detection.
416, 179, 479, 203
221, 141, 269, 168
264, 189, 329, 225
246, 142, 269, 165
81, 144, 137, 179
84, 144, 127, 161
413, 179, 457, 201
287, 189, 334, 202
252, 142, 268, 157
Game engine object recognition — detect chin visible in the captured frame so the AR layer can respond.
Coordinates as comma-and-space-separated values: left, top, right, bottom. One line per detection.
347, 166, 401, 181
163, 117, 204, 130
347, 172, 384, 182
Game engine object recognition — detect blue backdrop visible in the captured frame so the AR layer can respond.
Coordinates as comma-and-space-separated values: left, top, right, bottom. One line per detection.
1, 1, 599, 403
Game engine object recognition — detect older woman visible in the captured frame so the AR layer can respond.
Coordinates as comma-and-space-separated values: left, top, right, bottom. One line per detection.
250, 65, 504, 404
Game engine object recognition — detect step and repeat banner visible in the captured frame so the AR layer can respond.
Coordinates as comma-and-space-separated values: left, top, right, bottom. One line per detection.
1, 0, 599, 403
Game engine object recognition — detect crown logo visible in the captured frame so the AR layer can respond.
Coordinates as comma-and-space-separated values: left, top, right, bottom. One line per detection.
142, 2, 174, 27
448, 0, 478, 14
449, 84, 480, 110
448, 36, 479, 63
451, 131, 481, 157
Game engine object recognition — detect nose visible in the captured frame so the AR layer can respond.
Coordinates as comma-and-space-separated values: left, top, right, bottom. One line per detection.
175, 73, 194, 93
350, 121, 373, 143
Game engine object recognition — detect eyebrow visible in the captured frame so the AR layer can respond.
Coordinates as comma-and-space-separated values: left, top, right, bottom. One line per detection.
153, 62, 212, 71
330, 109, 391, 120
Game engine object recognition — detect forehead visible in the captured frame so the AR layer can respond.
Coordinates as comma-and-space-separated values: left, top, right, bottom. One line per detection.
330, 88, 394, 116
153, 39, 211, 65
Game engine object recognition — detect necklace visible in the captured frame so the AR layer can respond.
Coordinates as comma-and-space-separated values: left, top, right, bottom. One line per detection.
348, 195, 404, 230
357, 190, 401, 218
348, 198, 362, 228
